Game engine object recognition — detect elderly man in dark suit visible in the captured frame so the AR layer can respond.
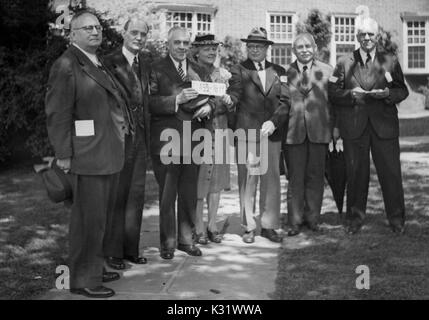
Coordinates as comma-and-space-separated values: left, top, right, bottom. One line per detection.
103, 17, 151, 270
45, 11, 130, 298
285, 33, 334, 236
328, 18, 409, 234
149, 26, 213, 259
228, 27, 290, 244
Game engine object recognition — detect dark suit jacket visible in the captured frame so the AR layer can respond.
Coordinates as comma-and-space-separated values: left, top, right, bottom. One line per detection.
149, 56, 214, 156
228, 59, 290, 142
45, 45, 126, 175
285, 60, 333, 144
104, 49, 151, 151
328, 49, 409, 140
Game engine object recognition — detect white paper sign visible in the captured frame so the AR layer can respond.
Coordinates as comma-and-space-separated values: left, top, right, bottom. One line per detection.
192, 81, 226, 96
280, 76, 288, 83
75, 120, 95, 136
385, 72, 393, 83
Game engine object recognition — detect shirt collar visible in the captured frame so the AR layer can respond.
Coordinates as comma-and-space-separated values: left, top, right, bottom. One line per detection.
122, 46, 138, 67
297, 60, 313, 73
253, 60, 266, 71
170, 55, 187, 71
359, 48, 376, 64
73, 43, 100, 66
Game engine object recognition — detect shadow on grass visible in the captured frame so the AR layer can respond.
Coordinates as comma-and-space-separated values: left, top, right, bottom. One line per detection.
274, 152, 429, 299
0, 167, 161, 300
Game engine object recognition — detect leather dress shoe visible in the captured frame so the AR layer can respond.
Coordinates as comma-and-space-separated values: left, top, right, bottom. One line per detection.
260, 228, 282, 242
70, 286, 115, 298
207, 228, 222, 243
390, 223, 405, 235
106, 256, 125, 270
102, 271, 120, 283
307, 223, 320, 232
124, 255, 147, 264
287, 226, 300, 237
177, 244, 202, 256
160, 249, 174, 260
194, 233, 209, 245
242, 230, 255, 243
346, 223, 362, 235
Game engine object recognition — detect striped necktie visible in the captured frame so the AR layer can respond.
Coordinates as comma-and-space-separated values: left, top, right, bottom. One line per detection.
177, 61, 186, 81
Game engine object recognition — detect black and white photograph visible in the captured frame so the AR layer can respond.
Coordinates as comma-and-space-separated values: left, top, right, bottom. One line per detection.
1, 0, 429, 307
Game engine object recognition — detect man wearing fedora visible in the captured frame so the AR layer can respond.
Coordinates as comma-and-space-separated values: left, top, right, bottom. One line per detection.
103, 17, 151, 270
228, 27, 290, 244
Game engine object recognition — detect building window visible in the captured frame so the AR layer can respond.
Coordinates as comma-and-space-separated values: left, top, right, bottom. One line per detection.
267, 13, 295, 67
271, 44, 292, 67
165, 11, 213, 36
334, 16, 357, 59
406, 21, 426, 69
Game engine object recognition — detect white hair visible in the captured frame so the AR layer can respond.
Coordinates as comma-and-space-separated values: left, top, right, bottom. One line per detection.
356, 17, 379, 35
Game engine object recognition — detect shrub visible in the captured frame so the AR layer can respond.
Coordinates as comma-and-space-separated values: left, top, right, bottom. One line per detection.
296, 9, 332, 63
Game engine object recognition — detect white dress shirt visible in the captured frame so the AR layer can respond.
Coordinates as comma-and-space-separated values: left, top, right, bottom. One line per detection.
253, 60, 266, 91
122, 46, 138, 67
73, 43, 100, 67
296, 60, 313, 73
170, 55, 187, 77
359, 48, 376, 64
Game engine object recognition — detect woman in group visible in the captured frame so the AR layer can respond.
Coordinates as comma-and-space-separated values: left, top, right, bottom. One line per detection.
191, 34, 234, 244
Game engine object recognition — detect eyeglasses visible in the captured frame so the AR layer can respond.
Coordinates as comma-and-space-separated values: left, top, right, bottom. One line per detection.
73, 25, 103, 33
247, 44, 267, 51
358, 32, 375, 38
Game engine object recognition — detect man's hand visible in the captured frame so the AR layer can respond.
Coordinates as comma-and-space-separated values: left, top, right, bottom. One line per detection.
351, 87, 367, 101
56, 158, 71, 173
221, 94, 233, 107
368, 88, 390, 99
261, 121, 276, 136
177, 88, 199, 104
193, 104, 211, 121
333, 127, 340, 142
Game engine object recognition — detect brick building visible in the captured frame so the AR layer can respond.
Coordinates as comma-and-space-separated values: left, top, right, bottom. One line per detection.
56, 0, 429, 87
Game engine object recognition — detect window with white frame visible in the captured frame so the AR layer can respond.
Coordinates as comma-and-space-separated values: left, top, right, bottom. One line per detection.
406, 20, 426, 69
332, 15, 357, 62
165, 11, 213, 36
267, 13, 294, 67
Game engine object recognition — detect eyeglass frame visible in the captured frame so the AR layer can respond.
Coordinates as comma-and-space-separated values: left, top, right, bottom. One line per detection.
246, 44, 268, 51
73, 25, 103, 33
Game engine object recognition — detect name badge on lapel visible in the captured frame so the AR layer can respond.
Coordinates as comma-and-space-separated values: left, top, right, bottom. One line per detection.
280, 76, 288, 83
385, 72, 393, 83
75, 120, 95, 136
329, 76, 338, 83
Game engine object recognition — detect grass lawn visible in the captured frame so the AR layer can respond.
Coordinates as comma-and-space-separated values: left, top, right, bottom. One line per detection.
274, 146, 429, 299
1, 139, 428, 300
0, 164, 159, 300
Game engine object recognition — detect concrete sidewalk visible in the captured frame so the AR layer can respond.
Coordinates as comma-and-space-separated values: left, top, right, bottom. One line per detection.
41, 174, 284, 300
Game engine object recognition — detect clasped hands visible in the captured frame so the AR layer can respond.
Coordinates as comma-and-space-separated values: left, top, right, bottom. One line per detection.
177, 89, 234, 121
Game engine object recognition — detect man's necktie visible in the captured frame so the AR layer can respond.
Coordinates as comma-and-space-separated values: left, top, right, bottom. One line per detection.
178, 61, 186, 81
302, 65, 309, 87
365, 52, 372, 67
132, 56, 139, 76
258, 62, 264, 71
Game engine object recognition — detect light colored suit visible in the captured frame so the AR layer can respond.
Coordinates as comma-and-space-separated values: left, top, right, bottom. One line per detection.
285, 59, 333, 227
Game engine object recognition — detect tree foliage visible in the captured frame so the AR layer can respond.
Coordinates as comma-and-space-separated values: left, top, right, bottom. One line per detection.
296, 9, 332, 63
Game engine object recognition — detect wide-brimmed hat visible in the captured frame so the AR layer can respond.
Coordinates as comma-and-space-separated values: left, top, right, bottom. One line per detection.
241, 27, 274, 45
192, 34, 221, 46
